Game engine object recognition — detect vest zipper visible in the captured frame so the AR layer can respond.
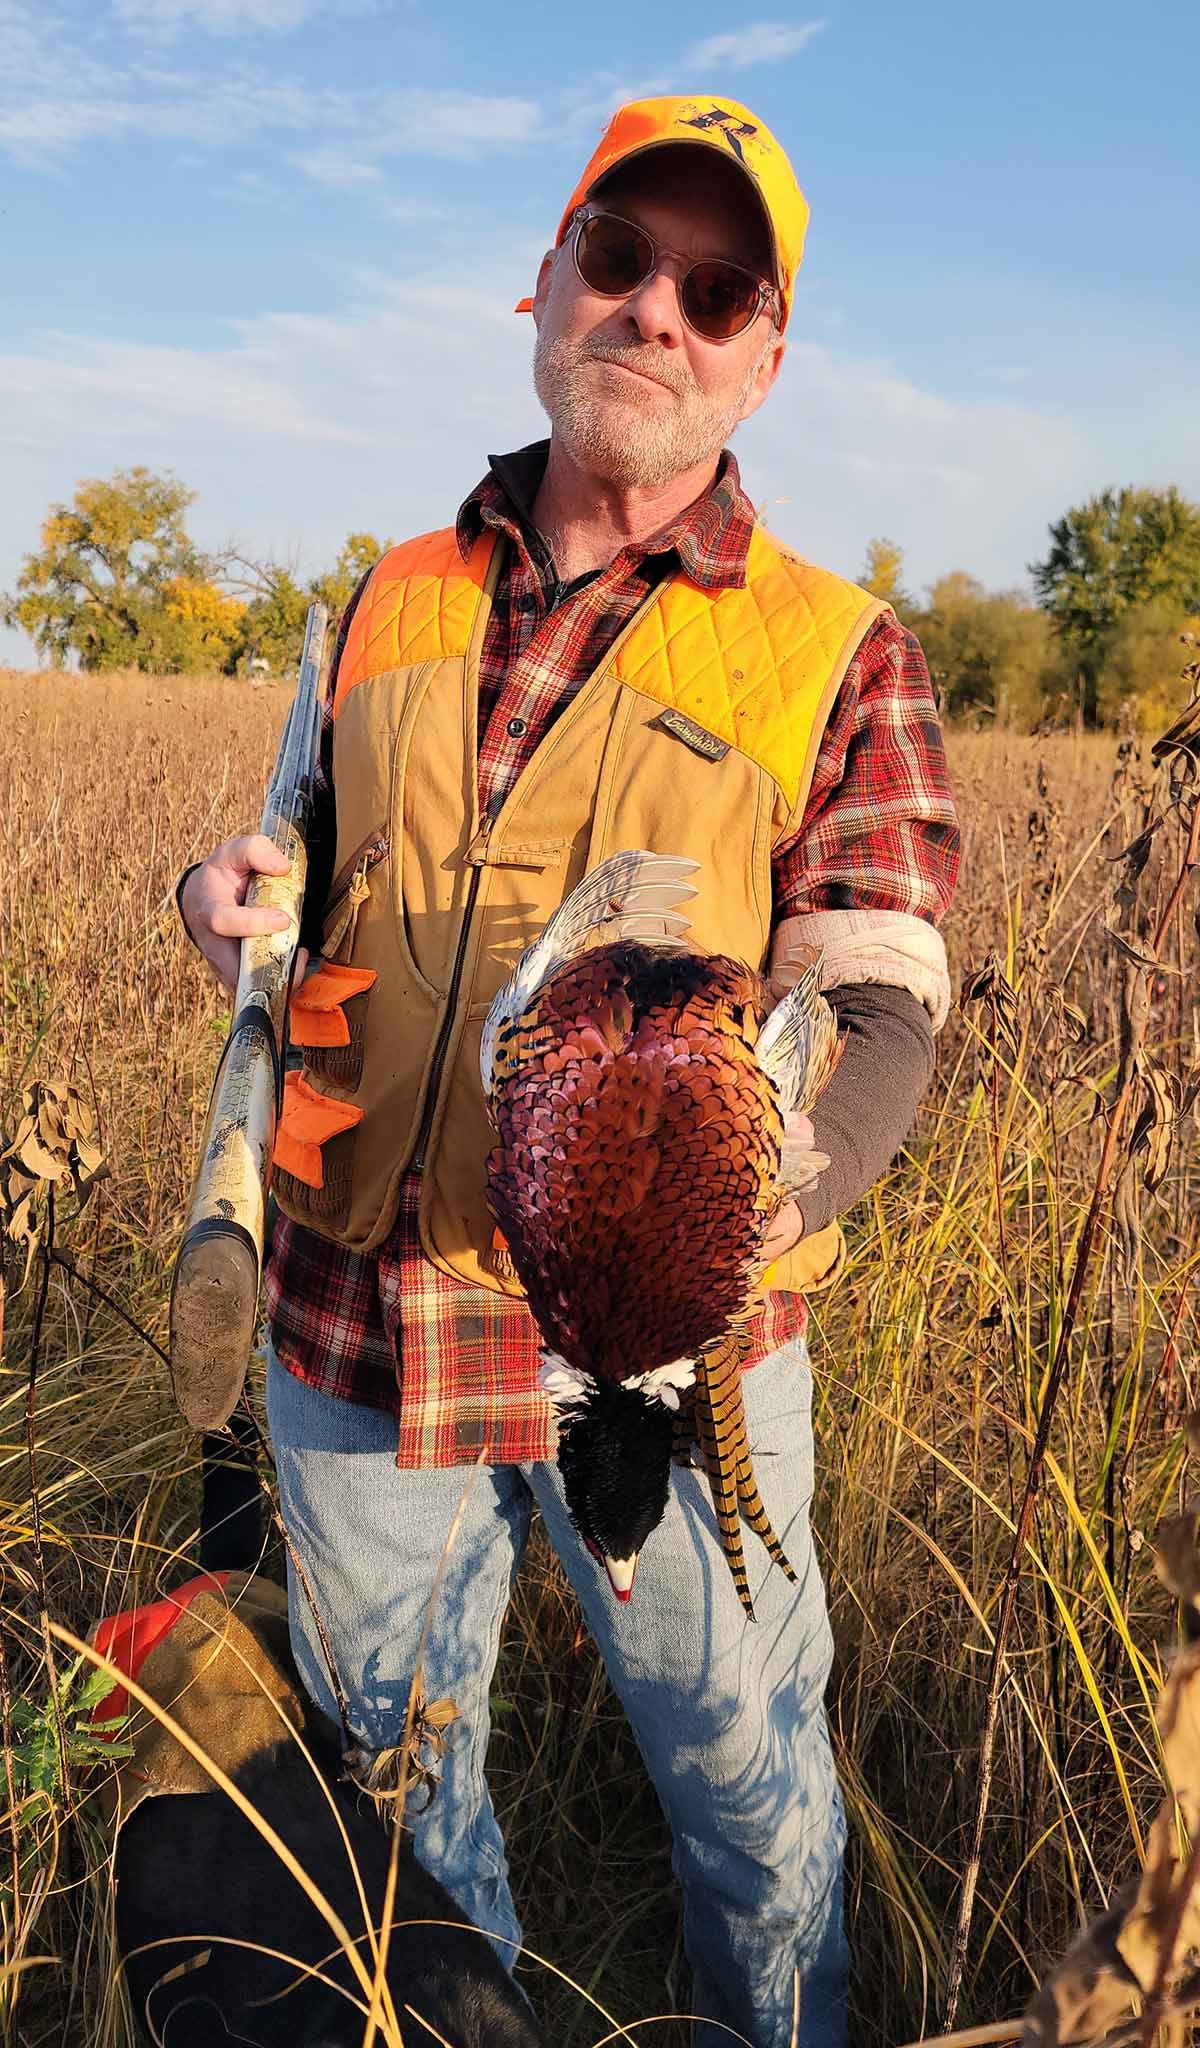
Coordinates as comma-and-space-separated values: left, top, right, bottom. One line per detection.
411, 791, 504, 1170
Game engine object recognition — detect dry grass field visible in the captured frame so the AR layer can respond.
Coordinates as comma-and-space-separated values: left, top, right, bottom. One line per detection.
1, 668, 1198, 2047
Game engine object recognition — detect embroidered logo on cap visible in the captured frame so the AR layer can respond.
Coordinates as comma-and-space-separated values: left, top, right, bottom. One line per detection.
682, 108, 759, 162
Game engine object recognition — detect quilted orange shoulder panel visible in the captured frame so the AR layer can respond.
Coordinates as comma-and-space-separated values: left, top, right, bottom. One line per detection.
333, 528, 494, 714
609, 526, 883, 805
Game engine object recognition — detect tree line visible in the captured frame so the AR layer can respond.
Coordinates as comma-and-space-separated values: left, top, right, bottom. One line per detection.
1, 469, 391, 684
4, 467, 1200, 729
859, 487, 1200, 730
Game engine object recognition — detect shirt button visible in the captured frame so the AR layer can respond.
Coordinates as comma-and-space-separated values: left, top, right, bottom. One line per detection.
507, 717, 527, 738
518, 593, 538, 613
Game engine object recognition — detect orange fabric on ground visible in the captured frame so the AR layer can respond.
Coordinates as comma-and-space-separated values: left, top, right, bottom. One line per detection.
91, 1571, 232, 1732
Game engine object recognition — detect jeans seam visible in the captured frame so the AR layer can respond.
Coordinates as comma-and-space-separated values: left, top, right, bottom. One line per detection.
459, 1516, 524, 1888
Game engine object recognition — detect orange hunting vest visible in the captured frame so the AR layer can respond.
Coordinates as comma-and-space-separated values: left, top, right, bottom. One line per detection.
272, 522, 887, 1297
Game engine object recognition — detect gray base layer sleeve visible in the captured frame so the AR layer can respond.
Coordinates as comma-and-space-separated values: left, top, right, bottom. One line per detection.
796, 981, 936, 1239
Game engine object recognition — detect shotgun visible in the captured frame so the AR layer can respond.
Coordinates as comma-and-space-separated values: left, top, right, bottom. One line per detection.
169, 603, 329, 1429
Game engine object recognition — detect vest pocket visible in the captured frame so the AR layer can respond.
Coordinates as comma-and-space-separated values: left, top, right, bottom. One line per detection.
289, 963, 377, 1092
321, 828, 390, 963
272, 1073, 362, 1224
308, 831, 388, 1089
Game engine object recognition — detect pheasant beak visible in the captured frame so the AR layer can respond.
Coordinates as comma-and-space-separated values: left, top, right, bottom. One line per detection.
604, 1552, 639, 1603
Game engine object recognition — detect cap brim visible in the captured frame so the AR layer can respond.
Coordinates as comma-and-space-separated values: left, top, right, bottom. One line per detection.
583, 137, 783, 295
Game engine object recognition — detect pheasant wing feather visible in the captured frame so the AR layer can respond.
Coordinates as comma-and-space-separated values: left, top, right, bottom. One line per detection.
480, 850, 699, 1100
756, 961, 843, 1199
755, 961, 843, 1117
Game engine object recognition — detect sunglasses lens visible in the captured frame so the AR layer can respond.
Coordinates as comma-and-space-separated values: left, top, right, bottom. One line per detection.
682, 259, 761, 340
576, 214, 654, 297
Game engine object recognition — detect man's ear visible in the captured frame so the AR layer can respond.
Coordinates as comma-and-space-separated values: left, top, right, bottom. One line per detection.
738, 335, 786, 426
530, 249, 556, 328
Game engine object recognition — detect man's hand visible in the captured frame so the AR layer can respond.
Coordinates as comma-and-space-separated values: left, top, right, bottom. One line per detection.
180, 834, 307, 995
759, 1110, 820, 1267
760, 1195, 804, 1267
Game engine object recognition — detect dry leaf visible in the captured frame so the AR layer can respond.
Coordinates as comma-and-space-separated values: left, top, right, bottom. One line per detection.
1157, 1640, 1200, 1832
1104, 925, 1175, 974
1128, 1052, 1180, 1194
343, 1690, 460, 1815
1021, 1555, 1200, 2043
960, 954, 1021, 1064
0, 1076, 108, 1290
1045, 982, 1089, 1048
1020, 1890, 1144, 2044
1153, 692, 1200, 766
1109, 821, 1161, 916
1154, 1512, 1200, 1611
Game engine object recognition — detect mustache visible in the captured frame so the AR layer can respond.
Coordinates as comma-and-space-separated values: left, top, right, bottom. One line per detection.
579, 340, 692, 396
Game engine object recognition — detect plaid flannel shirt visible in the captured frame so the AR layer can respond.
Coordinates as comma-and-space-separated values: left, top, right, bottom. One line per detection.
265, 442, 959, 1466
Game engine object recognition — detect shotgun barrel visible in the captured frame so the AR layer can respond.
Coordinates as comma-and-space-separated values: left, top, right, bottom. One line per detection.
169, 603, 329, 1428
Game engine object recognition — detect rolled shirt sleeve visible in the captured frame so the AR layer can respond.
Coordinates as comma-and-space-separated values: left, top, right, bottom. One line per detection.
770, 614, 960, 1029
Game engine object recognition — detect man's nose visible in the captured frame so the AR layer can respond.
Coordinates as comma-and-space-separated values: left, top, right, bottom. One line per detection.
621, 263, 685, 349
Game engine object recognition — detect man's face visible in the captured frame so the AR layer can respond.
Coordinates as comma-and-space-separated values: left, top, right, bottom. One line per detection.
531, 148, 786, 493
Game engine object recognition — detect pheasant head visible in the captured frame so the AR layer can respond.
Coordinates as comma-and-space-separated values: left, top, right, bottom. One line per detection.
553, 1376, 676, 1599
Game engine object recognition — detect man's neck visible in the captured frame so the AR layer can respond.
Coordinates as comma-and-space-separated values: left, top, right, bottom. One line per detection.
530, 438, 720, 585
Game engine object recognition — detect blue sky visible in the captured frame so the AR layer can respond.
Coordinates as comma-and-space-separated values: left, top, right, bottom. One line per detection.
2, 0, 1197, 662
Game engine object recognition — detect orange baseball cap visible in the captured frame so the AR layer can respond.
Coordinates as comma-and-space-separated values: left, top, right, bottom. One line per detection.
517, 95, 809, 333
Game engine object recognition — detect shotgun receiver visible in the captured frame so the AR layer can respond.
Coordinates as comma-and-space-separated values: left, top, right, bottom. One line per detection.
169, 603, 329, 1428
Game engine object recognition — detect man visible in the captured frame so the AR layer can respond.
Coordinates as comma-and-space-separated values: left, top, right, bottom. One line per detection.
180, 96, 958, 2048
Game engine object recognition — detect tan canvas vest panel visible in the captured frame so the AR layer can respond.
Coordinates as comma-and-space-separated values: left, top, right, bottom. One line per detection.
272, 521, 887, 1298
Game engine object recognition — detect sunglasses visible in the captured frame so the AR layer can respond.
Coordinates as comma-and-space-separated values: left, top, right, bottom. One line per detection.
569, 205, 780, 344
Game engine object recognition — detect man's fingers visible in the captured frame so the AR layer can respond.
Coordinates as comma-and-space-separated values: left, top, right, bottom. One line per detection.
208, 902, 292, 940
223, 832, 291, 877
759, 1199, 805, 1267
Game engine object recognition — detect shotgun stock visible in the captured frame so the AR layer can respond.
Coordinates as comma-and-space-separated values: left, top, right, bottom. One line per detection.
169, 603, 329, 1428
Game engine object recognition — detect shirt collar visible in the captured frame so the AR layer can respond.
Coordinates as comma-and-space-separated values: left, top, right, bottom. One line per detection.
455, 438, 754, 592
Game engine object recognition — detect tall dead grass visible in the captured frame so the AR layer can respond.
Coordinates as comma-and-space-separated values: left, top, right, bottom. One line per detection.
1, 669, 1197, 2046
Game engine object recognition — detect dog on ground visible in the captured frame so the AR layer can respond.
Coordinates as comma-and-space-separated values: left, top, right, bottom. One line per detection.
91, 1569, 545, 2047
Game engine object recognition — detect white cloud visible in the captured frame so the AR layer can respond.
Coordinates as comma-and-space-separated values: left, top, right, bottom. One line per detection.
739, 339, 1087, 594
2, 240, 1196, 670
115, 0, 310, 29
370, 90, 543, 159
0, 46, 543, 168
291, 147, 383, 189
0, 79, 333, 161
377, 195, 459, 226
685, 19, 825, 71
289, 99, 545, 191
0, 0, 119, 104
0, 333, 365, 442
0, 244, 543, 665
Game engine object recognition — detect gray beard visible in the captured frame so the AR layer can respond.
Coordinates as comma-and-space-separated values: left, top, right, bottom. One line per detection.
532, 332, 762, 491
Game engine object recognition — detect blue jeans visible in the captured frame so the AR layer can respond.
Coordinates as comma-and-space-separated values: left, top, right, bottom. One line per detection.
266, 1337, 847, 2048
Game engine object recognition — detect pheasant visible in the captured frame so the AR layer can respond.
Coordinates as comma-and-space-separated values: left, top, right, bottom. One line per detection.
480, 851, 842, 1619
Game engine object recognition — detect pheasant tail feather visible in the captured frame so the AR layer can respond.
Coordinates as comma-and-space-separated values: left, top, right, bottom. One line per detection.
694, 1331, 795, 1622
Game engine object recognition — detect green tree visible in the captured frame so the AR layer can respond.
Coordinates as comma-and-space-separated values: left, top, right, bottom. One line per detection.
913, 572, 1064, 725
859, 536, 912, 615
2, 468, 224, 672
1098, 599, 1200, 733
1030, 485, 1200, 725
312, 532, 390, 620
234, 565, 312, 676
233, 533, 391, 675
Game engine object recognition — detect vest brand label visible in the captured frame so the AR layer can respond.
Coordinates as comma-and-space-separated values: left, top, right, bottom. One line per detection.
653, 709, 730, 762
